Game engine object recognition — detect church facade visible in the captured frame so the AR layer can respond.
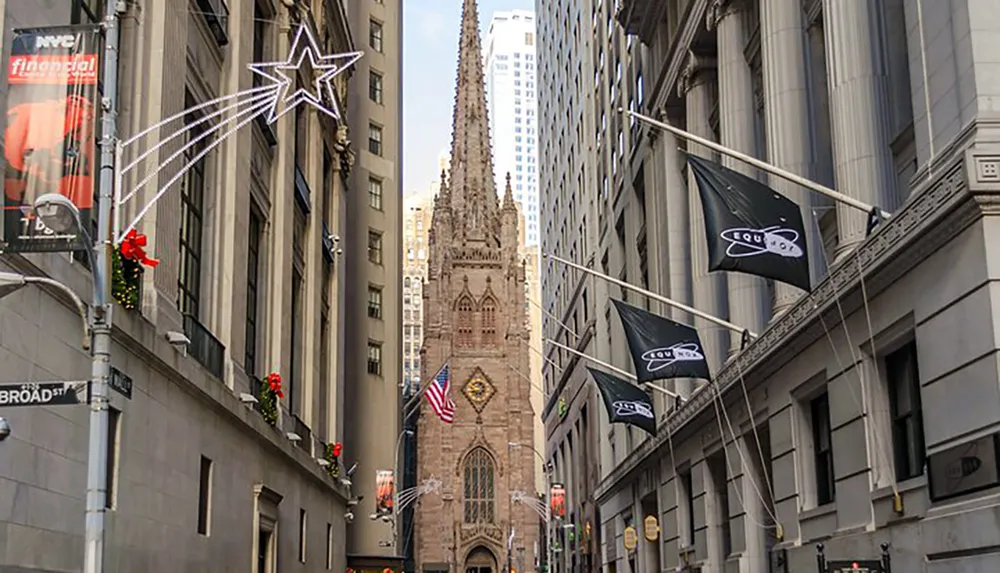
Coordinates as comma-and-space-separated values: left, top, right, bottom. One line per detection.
412, 0, 539, 571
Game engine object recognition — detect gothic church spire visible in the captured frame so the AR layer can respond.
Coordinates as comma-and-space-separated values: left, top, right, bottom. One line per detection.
445, 0, 500, 243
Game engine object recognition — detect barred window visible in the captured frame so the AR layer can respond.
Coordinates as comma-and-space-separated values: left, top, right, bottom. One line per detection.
481, 297, 497, 346
456, 296, 475, 348
463, 448, 495, 523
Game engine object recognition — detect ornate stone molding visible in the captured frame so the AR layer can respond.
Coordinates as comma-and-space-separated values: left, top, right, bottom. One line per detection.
595, 151, 980, 502
332, 124, 355, 179
705, 0, 745, 31
677, 51, 717, 97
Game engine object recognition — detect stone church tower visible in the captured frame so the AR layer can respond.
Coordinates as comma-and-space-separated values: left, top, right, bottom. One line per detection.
412, 0, 538, 570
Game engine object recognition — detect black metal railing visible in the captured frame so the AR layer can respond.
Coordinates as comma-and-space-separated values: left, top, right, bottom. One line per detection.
293, 415, 311, 451
249, 376, 264, 413
183, 314, 225, 379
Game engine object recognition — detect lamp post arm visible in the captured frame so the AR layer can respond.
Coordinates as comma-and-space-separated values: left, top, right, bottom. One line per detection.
21, 276, 91, 351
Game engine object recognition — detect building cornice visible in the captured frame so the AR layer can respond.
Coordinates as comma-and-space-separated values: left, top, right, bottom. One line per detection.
595, 138, 1000, 503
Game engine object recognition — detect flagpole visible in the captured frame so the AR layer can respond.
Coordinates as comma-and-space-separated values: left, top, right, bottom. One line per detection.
506, 363, 551, 400
623, 108, 892, 220
544, 338, 681, 400
544, 253, 756, 338
527, 296, 580, 340
402, 359, 449, 419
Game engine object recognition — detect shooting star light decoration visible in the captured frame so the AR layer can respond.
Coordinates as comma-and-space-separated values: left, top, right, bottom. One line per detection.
114, 23, 363, 244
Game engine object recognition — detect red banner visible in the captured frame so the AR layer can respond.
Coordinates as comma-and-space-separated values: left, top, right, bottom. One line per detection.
550, 483, 566, 519
376, 470, 394, 514
3, 25, 101, 253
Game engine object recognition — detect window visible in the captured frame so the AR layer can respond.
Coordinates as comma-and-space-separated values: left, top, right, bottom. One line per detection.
885, 340, 925, 480
369, 69, 383, 104
368, 177, 383, 210
481, 297, 497, 346
456, 296, 474, 348
367, 230, 383, 264
198, 456, 213, 535
252, 3, 269, 88
105, 407, 121, 509
811, 392, 835, 505
179, 92, 208, 318
290, 269, 303, 413
72, 0, 103, 23
245, 204, 263, 377
463, 448, 496, 523
369, 19, 383, 52
368, 286, 383, 319
368, 123, 383, 156
680, 469, 694, 547
707, 451, 731, 558
367, 341, 383, 376
326, 523, 333, 569
298, 508, 307, 562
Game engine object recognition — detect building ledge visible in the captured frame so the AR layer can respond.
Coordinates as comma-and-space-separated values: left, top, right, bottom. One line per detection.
595, 132, 1000, 503
111, 306, 350, 502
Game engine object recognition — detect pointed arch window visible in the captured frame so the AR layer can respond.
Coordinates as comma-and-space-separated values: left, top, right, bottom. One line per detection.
463, 448, 495, 523
457, 296, 475, 347
481, 297, 497, 346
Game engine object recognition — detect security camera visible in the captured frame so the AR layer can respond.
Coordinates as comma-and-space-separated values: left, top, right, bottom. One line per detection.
344, 512, 354, 523
166, 331, 191, 348
0, 417, 10, 441
381, 515, 391, 523
239, 393, 258, 405
369, 513, 379, 520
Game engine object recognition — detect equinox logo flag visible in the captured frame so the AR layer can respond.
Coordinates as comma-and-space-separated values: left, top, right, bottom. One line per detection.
687, 154, 812, 292
588, 367, 656, 435
612, 299, 712, 384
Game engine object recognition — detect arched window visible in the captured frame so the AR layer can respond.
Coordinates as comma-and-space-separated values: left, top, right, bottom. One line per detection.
463, 448, 495, 523
481, 297, 497, 346
457, 296, 475, 347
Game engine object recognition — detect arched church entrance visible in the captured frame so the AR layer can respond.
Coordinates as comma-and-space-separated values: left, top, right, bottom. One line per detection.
464, 545, 498, 573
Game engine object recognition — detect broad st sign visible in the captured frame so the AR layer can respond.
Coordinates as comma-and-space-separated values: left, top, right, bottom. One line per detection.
0, 381, 88, 407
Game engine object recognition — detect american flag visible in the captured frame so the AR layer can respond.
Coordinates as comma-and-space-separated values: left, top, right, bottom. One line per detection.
425, 362, 456, 423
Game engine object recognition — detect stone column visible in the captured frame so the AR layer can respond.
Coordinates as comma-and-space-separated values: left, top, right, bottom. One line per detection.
708, 0, 770, 354
761, 0, 823, 318
822, 0, 898, 259
680, 51, 729, 375
653, 114, 695, 399
727, 435, 769, 573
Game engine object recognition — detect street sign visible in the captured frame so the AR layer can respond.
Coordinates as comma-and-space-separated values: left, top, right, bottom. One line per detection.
109, 366, 133, 399
0, 381, 88, 407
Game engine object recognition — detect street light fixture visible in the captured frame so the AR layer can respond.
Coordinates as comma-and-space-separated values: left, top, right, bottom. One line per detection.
0, 271, 90, 350
34, 193, 83, 234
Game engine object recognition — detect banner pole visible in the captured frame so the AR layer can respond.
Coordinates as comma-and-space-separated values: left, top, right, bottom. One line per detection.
527, 296, 580, 340
624, 108, 892, 220
544, 253, 756, 338
544, 338, 681, 400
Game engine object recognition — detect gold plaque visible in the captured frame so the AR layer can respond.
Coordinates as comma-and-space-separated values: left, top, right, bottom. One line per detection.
643, 515, 659, 541
623, 526, 638, 551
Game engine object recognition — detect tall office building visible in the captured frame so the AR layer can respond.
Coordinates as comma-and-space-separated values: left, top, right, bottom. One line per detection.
0, 0, 366, 570
343, 0, 403, 567
538, 0, 1000, 572
484, 10, 540, 247
402, 190, 436, 395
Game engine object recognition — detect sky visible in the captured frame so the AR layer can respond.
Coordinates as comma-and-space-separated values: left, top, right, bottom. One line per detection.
402, 0, 534, 196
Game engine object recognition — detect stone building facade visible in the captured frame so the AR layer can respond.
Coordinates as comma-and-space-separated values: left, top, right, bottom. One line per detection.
0, 0, 375, 570
412, 0, 539, 571
579, 1, 1000, 573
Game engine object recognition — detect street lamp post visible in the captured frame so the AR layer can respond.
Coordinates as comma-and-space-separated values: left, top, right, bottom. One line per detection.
393, 428, 414, 550
509, 442, 549, 573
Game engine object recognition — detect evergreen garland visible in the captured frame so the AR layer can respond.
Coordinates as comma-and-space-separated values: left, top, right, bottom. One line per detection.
259, 384, 278, 426
111, 248, 142, 310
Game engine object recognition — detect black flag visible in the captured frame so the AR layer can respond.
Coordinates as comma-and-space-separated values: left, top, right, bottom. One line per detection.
588, 367, 656, 435
687, 154, 812, 292
612, 299, 711, 383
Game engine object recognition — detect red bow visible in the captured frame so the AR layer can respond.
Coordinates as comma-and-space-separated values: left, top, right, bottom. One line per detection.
266, 372, 284, 399
332, 442, 342, 458
120, 229, 159, 268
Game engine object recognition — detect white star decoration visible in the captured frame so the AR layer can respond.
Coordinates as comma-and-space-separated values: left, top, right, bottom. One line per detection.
248, 24, 363, 124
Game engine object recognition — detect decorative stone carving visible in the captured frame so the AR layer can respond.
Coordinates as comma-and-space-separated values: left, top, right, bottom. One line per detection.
677, 51, 717, 97
706, 0, 744, 31
333, 123, 354, 178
